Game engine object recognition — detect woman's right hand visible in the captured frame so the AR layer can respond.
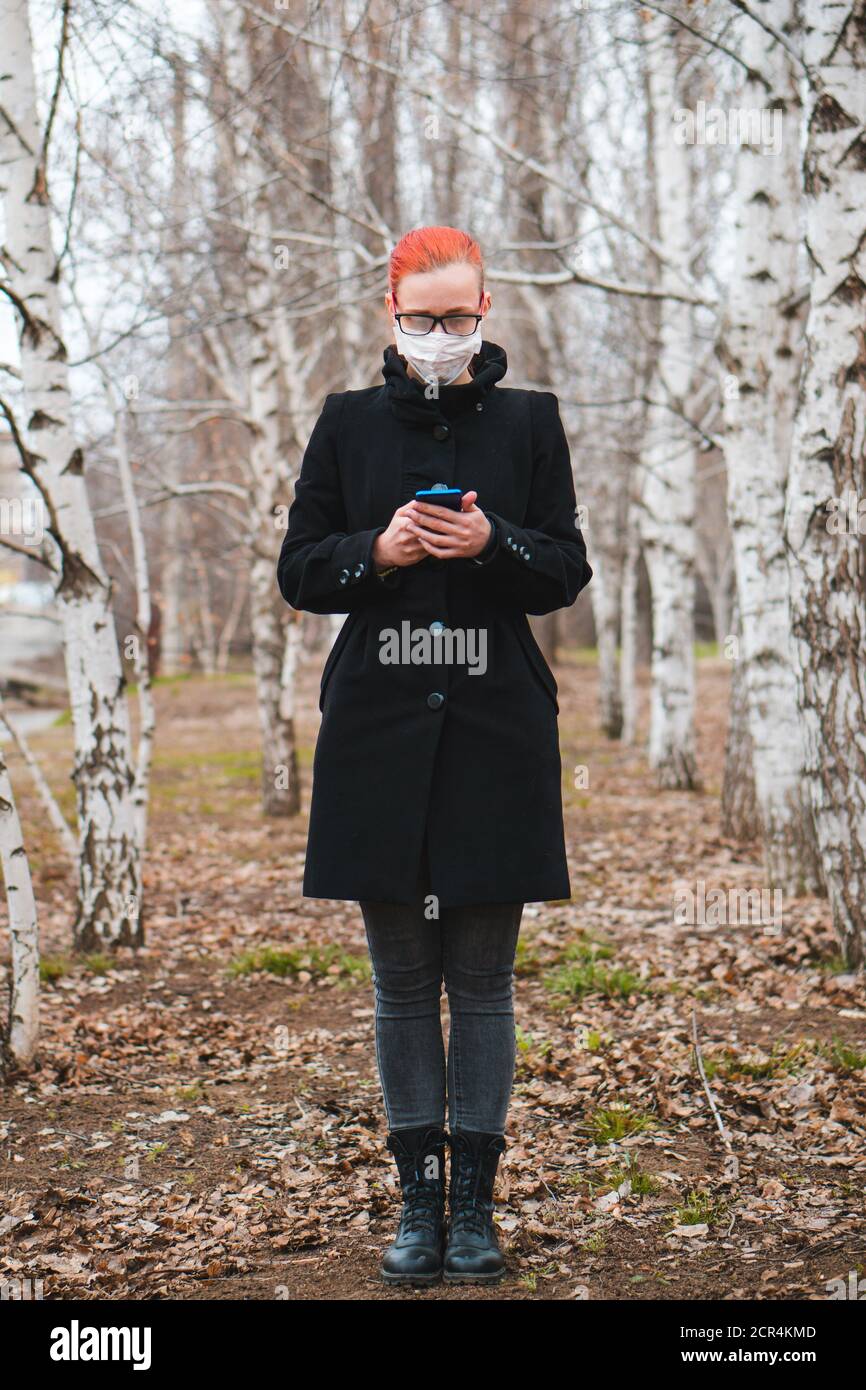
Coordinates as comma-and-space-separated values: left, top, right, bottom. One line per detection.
373, 503, 429, 570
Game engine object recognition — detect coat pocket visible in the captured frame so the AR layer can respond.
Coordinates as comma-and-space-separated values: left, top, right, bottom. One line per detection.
513, 618, 559, 711
319, 612, 358, 711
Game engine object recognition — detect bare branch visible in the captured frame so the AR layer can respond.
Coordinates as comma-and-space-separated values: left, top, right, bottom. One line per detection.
723, 0, 814, 82
631, 0, 773, 89
237, 0, 703, 294
490, 265, 713, 308
0, 534, 55, 571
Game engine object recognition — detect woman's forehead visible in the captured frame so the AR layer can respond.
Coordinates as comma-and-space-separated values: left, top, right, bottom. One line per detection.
397, 276, 483, 309
395, 264, 481, 308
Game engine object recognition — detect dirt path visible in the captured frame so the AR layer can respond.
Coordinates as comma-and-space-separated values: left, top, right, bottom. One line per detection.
1, 659, 864, 1300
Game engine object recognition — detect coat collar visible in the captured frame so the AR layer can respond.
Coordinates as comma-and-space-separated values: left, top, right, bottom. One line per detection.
381, 339, 508, 427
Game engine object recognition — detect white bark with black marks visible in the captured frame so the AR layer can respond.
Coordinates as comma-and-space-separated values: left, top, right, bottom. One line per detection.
639, 14, 700, 789
719, 0, 822, 893
0, 0, 140, 949
218, 0, 301, 815
784, 0, 866, 961
0, 740, 39, 1067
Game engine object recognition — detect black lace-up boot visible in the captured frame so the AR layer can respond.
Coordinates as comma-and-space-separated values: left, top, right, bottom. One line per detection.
444, 1129, 507, 1283
380, 1126, 447, 1284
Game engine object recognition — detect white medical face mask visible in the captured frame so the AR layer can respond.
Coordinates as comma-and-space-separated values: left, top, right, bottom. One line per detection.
392, 320, 483, 387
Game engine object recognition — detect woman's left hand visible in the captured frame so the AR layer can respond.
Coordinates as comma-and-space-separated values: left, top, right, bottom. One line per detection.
404, 491, 492, 560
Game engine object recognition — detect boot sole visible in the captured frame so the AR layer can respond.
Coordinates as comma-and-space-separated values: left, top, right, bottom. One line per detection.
443, 1269, 505, 1285
381, 1270, 442, 1286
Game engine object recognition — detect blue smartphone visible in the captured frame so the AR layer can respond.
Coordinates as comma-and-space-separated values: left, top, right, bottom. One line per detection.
414, 487, 463, 510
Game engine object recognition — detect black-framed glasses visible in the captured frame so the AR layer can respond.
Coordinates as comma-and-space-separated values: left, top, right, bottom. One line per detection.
394, 310, 483, 337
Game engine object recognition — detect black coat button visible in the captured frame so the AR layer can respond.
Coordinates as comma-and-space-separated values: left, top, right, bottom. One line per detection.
427, 692, 446, 710
432, 424, 450, 441
338, 568, 350, 585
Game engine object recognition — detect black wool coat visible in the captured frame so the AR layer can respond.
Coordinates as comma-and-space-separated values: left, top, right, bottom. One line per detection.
277, 340, 592, 907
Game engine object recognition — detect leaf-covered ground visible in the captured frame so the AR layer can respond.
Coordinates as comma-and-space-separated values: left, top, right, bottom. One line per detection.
1, 657, 864, 1301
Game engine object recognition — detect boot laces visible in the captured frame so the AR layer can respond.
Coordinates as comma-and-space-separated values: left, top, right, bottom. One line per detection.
451, 1157, 493, 1236
400, 1178, 441, 1235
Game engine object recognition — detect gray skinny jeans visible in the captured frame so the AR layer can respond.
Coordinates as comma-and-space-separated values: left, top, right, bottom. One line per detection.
359, 844, 523, 1134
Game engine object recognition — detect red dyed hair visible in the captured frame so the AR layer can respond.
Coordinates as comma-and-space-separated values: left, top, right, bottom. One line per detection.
388, 226, 484, 303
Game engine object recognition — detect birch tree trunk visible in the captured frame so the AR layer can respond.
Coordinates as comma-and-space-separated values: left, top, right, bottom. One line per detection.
639, 15, 700, 788
0, 0, 141, 948
501, 14, 594, 698
620, 499, 642, 746
721, 605, 760, 842
219, 0, 300, 815
721, 651, 760, 842
0, 695, 77, 862
589, 549, 624, 738
194, 558, 219, 677
216, 574, 248, 673
249, 550, 300, 816
113, 401, 156, 858
0, 740, 39, 1067
718, 0, 822, 893
784, 0, 866, 961
160, 56, 191, 678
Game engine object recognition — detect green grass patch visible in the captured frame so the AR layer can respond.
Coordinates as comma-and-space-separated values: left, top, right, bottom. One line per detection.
545, 957, 647, 1002
175, 1082, 205, 1102
589, 1104, 655, 1143
607, 1153, 660, 1196
128, 672, 256, 694
228, 943, 371, 984
515, 1025, 553, 1058
39, 955, 70, 982
514, 939, 545, 978
701, 1040, 812, 1082
83, 953, 113, 976
153, 748, 262, 783
822, 1037, 866, 1073
40, 952, 121, 983
580, 1230, 607, 1254
674, 1189, 727, 1227
153, 672, 195, 689
542, 933, 643, 1003
559, 936, 614, 964
514, 1026, 554, 1077
812, 953, 850, 976
149, 745, 271, 816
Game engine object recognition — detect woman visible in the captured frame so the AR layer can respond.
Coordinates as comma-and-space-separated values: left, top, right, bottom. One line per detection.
277, 225, 591, 1286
